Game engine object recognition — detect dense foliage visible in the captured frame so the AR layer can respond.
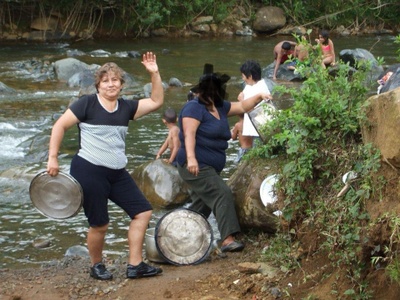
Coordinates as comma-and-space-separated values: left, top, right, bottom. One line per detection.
270, 0, 400, 29
0, 0, 399, 37
251, 35, 388, 298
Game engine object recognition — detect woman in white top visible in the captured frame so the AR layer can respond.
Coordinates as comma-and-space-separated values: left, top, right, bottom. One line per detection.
237, 60, 273, 145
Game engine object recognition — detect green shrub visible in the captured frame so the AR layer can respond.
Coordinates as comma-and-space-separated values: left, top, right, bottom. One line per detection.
256, 33, 383, 298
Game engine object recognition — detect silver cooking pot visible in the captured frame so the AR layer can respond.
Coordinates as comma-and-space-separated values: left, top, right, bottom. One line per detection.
145, 227, 167, 263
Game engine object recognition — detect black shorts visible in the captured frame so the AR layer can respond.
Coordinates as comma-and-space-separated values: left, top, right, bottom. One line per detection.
70, 155, 152, 226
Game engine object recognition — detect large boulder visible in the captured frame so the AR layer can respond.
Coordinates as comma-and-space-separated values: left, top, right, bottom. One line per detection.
68, 69, 97, 88
228, 159, 279, 233
55, 58, 139, 91
361, 87, 400, 167
53, 58, 94, 82
339, 48, 384, 84
131, 159, 190, 209
263, 62, 304, 81
252, 6, 286, 33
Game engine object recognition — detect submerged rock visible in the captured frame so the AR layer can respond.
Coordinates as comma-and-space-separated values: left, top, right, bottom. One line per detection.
33, 238, 51, 249
65, 245, 90, 258
0, 81, 16, 94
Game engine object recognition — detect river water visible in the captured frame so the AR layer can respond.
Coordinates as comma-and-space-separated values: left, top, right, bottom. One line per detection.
0, 34, 398, 269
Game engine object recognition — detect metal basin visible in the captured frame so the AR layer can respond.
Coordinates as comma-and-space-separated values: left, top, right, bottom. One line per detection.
29, 171, 83, 219
145, 227, 167, 263
155, 208, 213, 265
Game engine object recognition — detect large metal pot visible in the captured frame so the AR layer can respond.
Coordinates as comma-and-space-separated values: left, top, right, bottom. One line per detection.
144, 227, 167, 263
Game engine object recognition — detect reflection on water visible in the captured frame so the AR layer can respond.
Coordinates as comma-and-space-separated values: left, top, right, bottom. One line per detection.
0, 201, 149, 268
0, 35, 398, 269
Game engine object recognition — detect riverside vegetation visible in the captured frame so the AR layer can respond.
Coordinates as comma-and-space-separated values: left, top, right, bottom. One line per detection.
2, 1, 400, 299
242, 34, 400, 298
1, 0, 399, 38
0, 34, 396, 299
2, 40, 400, 298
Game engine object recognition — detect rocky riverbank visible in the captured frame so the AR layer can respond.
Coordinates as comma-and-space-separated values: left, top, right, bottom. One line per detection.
0, 232, 283, 300
2, 159, 400, 300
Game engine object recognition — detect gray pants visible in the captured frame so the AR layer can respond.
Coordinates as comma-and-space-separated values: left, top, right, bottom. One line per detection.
177, 164, 241, 241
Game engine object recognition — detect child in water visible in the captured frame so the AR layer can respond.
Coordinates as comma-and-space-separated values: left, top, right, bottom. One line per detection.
156, 108, 180, 166
231, 115, 253, 164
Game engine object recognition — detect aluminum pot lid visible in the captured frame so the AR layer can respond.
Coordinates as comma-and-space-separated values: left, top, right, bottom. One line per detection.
29, 171, 83, 219
155, 208, 213, 266
260, 174, 279, 207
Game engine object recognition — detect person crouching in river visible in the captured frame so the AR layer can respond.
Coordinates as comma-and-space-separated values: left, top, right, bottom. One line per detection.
47, 53, 164, 280
176, 68, 272, 253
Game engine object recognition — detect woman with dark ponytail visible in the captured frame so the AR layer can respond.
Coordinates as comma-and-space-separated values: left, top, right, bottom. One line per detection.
176, 64, 272, 253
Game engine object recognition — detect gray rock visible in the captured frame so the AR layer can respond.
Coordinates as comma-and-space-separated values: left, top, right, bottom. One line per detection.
253, 6, 286, 33
53, 58, 91, 82
263, 62, 304, 82
143, 82, 168, 97
122, 72, 139, 89
339, 48, 384, 83
168, 77, 183, 87
0, 81, 16, 94
192, 24, 211, 33
68, 69, 96, 88
114, 51, 129, 58
66, 49, 86, 57
65, 245, 90, 258
89, 49, 111, 57
32, 238, 51, 249
236, 26, 253, 36
131, 159, 190, 209
128, 51, 141, 58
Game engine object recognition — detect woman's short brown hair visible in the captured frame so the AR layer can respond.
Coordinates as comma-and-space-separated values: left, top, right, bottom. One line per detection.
94, 62, 125, 90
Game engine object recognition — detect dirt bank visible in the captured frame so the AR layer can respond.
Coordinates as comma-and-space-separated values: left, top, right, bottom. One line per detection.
1, 233, 281, 300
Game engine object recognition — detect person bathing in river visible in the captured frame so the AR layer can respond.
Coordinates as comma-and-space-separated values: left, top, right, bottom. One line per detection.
156, 107, 180, 166
287, 34, 310, 72
176, 64, 272, 253
315, 30, 335, 68
47, 53, 164, 281
272, 40, 297, 80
